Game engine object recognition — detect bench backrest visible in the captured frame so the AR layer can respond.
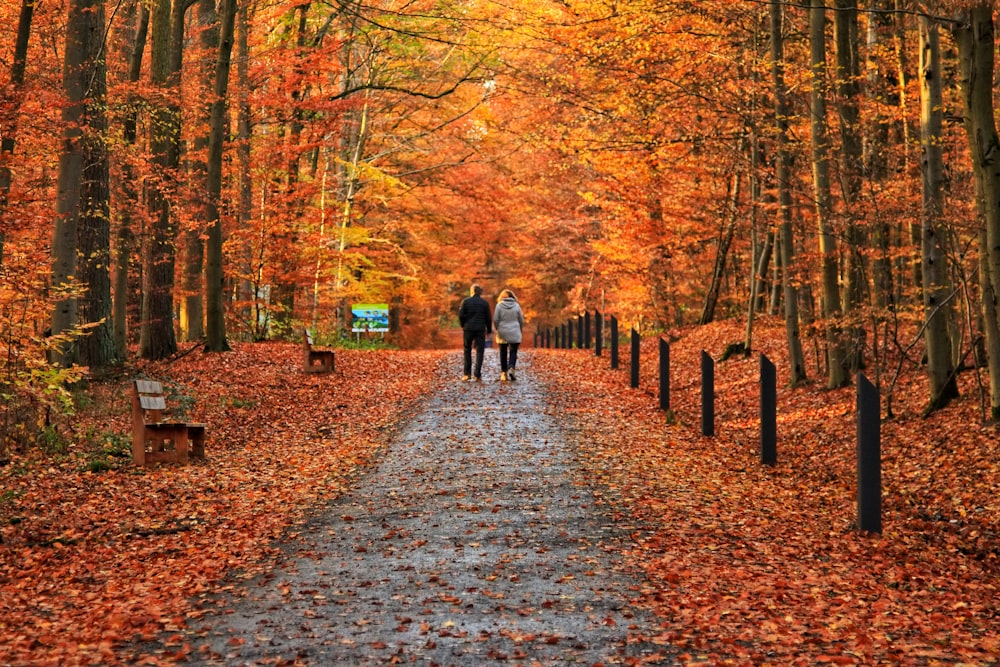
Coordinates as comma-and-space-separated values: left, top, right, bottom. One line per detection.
133, 380, 168, 422
304, 330, 315, 348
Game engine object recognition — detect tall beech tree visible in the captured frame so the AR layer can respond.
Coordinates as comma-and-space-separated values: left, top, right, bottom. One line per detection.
833, 0, 864, 374
204, 0, 237, 352
51, 0, 94, 366
178, 0, 220, 343
112, 1, 149, 357
809, 0, 847, 389
919, 14, 958, 412
139, 0, 193, 360
771, 0, 807, 385
952, 4, 1000, 419
75, 0, 116, 370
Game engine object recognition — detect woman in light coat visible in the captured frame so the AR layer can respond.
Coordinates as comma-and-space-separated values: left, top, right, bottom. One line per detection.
493, 289, 525, 381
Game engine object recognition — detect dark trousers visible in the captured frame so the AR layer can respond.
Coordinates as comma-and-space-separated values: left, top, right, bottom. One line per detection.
499, 342, 519, 372
463, 329, 486, 377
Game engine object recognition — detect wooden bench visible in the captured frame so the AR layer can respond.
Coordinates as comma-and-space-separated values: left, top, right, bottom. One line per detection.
303, 330, 336, 373
131, 380, 206, 465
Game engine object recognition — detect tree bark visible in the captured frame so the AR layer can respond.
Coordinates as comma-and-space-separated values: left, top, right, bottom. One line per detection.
953, 5, 1000, 419
834, 0, 864, 373
700, 166, 741, 325
76, 0, 117, 370
179, 0, 219, 342
771, 0, 806, 385
140, 0, 188, 360
113, 2, 149, 358
51, 0, 91, 366
810, 0, 847, 389
205, 0, 237, 352
919, 16, 958, 412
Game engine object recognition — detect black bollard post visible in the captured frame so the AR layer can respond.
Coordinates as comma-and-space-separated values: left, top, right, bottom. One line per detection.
556, 326, 562, 349
760, 354, 777, 465
659, 338, 670, 411
857, 373, 882, 533
610, 316, 619, 369
567, 320, 574, 349
630, 329, 640, 388
545, 328, 551, 349
584, 311, 591, 349
577, 316, 584, 350
701, 351, 714, 436
595, 310, 603, 357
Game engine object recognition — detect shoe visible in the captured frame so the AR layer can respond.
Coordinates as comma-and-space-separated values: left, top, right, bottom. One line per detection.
462, 375, 470, 381
500, 372, 508, 382
508, 369, 516, 381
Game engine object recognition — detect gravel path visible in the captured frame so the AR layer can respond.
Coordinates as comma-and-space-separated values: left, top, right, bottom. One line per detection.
184, 352, 673, 665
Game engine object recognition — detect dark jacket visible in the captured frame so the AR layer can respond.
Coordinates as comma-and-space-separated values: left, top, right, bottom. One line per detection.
459, 294, 492, 333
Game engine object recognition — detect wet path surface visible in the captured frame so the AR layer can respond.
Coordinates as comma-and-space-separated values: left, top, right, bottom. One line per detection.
187, 353, 672, 665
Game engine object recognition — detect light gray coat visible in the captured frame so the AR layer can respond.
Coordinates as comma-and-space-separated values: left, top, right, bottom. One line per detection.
493, 297, 524, 344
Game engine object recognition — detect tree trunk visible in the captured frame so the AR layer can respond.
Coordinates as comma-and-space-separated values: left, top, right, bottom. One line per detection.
771, 0, 806, 385
140, 0, 187, 360
235, 0, 255, 334
113, 2, 148, 358
0, 0, 34, 266
834, 0, 864, 373
76, 0, 117, 370
919, 16, 958, 413
271, 5, 312, 335
953, 5, 1000, 419
865, 0, 896, 313
205, 0, 237, 352
180, 0, 219, 342
893, 0, 920, 297
700, 166, 741, 325
810, 0, 847, 389
51, 0, 91, 366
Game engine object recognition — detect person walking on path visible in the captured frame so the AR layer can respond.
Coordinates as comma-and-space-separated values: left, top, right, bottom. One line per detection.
458, 283, 492, 381
494, 288, 524, 382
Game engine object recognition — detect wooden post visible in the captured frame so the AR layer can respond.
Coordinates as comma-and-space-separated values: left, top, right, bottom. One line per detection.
857, 373, 881, 533
584, 310, 591, 349
630, 328, 640, 388
659, 337, 670, 411
595, 310, 603, 357
760, 353, 777, 465
610, 316, 619, 369
701, 351, 714, 436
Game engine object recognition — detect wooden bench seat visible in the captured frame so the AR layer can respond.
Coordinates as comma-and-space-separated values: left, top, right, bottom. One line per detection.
132, 380, 206, 465
303, 330, 336, 373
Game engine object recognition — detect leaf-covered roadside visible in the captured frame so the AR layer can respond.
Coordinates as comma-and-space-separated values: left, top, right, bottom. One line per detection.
536, 317, 999, 665
0, 344, 447, 666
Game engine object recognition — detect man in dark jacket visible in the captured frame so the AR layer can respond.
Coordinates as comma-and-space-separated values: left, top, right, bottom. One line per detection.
458, 284, 492, 381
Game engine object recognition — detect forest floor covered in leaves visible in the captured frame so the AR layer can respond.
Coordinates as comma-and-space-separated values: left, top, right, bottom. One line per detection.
0, 317, 998, 665
535, 317, 998, 665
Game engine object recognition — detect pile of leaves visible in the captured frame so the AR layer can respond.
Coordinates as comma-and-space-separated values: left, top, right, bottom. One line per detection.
535, 316, 999, 665
0, 343, 446, 666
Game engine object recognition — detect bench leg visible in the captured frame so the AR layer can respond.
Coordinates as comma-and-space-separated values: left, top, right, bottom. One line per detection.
189, 428, 206, 459
132, 431, 146, 466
